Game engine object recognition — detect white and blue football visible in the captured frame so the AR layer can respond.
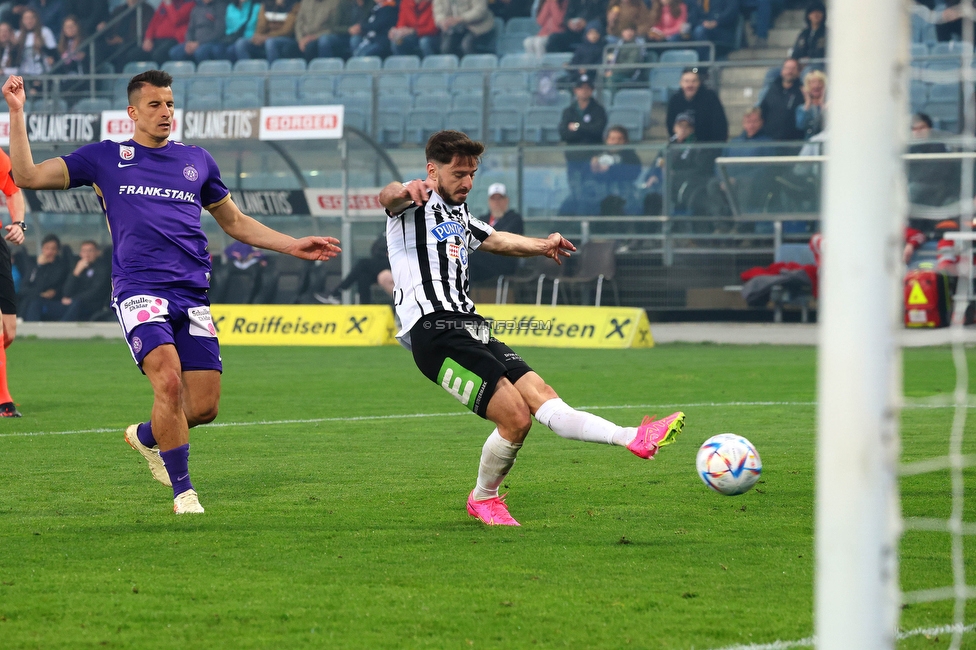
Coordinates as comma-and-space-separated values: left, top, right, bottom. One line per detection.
696, 434, 763, 496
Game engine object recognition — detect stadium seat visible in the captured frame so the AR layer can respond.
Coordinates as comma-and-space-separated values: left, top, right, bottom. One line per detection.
336, 74, 373, 95
384, 54, 421, 70
270, 58, 307, 72
523, 107, 562, 144
928, 82, 959, 103
162, 60, 195, 76
491, 70, 529, 94
32, 97, 68, 113
343, 109, 370, 133
223, 77, 264, 108
460, 54, 498, 69
378, 71, 411, 95
911, 42, 929, 61
414, 92, 450, 108
452, 70, 489, 94
122, 61, 156, 74
341, 95, 372, 117
308, 57, 344, 72
492, 16, 504, 54
421, 54, 459, 69
257, 255, 313, 304
405, 108, 444, 144
184, 93, 222, 111
378, 92, 410, 112
299, 75, 336, 103
650, 49, 698, 102
197, 60, 233, 75
488, 109, 522, 145
541, 52, 572, 68
269, 75, 300, 106
233, 59, 269, 74
445, 108, 483, 140
505, 17, 538, 37
500, 53, 537, 68
490, 91, 530, 109
924, 100, 960, 132
187, 77, 222, 103
612, 88, 653, 127
910, 80, 928, 112
377, 110, 405, 145
345, 56, 382, 71
76, 97, 113, 114
607, 107, 644, 141
451, 89, 484, 110
497, 33, 526, 55
413, 72, 451, 95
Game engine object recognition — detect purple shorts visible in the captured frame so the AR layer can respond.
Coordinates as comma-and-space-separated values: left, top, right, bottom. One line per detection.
113, 287, 222, 373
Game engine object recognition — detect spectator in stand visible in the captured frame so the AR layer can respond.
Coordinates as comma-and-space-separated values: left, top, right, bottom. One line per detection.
317, 233, 392, 304
566, 20, 603, 83
350, 0, 399, 58
221, 0, 261, 61
16, 8, 56, 76
18, 233, 67, 321
295, 0, 361, 61
97, 0, 153, 71
931, 1, 973, 43
648, 0, 688, 42
604, 26, 644, 86
169, 0, 228, 63
790, 1, 825, 64
908, 113, 959, 207
666, 67, 728, 142
389, 0, 440, 58
26, 240, 110, 321
0, 23, 20, 72
470, 183, 524, 283
434, 0, 497, 57
740, 0, 782, 49
61, 0, 107, 44
606, 0, 658, 43
558, 76, 607, 213
236, 0, 299, 62
141, 0, 195, 66
758, 58, 803, 141
523, 0, 566, 57
25, 0, 63, 35
705, 107, 774, 216
664, 112, 714, 216
546, 0, 605, 54
489, 0, 531, 20
57, 15, 84, 74
795, 69, 826, 139
589, 125, 642, 214
687, 0, 740, 54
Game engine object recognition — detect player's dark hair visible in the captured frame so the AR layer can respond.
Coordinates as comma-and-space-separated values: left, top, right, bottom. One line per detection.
425, 130, 485, 166
127, 69, 173, 103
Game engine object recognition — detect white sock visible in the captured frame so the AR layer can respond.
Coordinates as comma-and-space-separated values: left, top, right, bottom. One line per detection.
534, 398, 636, 447
473, 429, 522, 500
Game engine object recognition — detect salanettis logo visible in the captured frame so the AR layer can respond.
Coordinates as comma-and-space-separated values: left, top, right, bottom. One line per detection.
120, 145, 134, 161
431, 221, 465, 242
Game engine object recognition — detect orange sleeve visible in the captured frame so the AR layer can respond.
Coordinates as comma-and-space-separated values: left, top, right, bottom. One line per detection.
0, 150, 17, 198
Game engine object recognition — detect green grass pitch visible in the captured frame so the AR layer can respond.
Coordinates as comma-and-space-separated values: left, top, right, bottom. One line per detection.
0, 339, 973, 649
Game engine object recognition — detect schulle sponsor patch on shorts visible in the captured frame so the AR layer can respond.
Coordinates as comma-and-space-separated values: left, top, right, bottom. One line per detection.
187, 305, 217, 338
437, 358, 485, 412
118, 295, 169, 333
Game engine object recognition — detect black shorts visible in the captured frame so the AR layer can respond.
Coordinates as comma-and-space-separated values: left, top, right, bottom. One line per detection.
0, 239, 16, 315
410, 312, 533, 419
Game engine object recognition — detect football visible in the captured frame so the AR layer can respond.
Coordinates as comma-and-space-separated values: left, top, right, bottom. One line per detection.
696, 434, 763, 496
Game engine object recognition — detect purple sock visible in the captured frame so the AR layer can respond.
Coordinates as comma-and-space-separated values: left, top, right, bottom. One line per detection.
136, 421, 156, 448
159, 444, 194, 498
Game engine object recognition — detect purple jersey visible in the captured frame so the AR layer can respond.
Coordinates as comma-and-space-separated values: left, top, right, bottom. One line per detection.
61, 139, 230, 295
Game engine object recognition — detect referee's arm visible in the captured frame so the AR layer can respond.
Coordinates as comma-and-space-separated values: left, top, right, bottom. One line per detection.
480, 231, 576, 265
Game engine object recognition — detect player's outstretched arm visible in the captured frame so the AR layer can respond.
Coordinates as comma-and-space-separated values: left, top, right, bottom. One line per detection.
480, 231, 576, 264
379, 179, 429, 214
1, 76, 68, 190
209, 197, 341, 261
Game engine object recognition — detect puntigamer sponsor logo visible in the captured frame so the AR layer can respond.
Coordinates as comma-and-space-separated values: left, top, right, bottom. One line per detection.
431, 221, 465, 241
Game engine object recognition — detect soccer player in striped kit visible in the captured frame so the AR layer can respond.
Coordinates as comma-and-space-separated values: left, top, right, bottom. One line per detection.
379, 130, 685, 526
1, 70, 341, 514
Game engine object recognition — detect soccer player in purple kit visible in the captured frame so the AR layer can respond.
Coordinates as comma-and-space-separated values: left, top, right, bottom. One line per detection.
1, 71, 341, 514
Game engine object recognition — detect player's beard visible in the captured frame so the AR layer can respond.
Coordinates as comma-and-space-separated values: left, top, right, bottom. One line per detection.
437, 182, 467, 206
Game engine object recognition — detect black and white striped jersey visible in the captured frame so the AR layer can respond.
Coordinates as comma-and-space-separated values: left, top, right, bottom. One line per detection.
387, 189, 495, 348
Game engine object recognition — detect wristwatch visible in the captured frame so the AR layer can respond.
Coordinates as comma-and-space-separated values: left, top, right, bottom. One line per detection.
12, 221, 25, 232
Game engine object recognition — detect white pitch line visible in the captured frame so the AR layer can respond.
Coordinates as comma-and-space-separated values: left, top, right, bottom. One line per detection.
0, 398, 966, 440
705, 622, 976, 650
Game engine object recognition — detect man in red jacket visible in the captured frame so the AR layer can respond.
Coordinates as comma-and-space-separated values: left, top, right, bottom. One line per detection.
141, 0, 195, 65
389, 0, 440, 57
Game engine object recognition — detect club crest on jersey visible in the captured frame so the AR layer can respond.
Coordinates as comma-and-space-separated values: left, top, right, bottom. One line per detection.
431, 221, 465, 242
183, 165, 199, 181
447, 243, 468, 265
119, 145, 134, 161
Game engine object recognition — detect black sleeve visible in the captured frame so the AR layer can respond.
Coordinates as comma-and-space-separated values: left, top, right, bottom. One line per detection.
666, 95, 677, 136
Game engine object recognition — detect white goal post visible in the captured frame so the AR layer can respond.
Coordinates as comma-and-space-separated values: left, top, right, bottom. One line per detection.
815, 0, 907, 647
